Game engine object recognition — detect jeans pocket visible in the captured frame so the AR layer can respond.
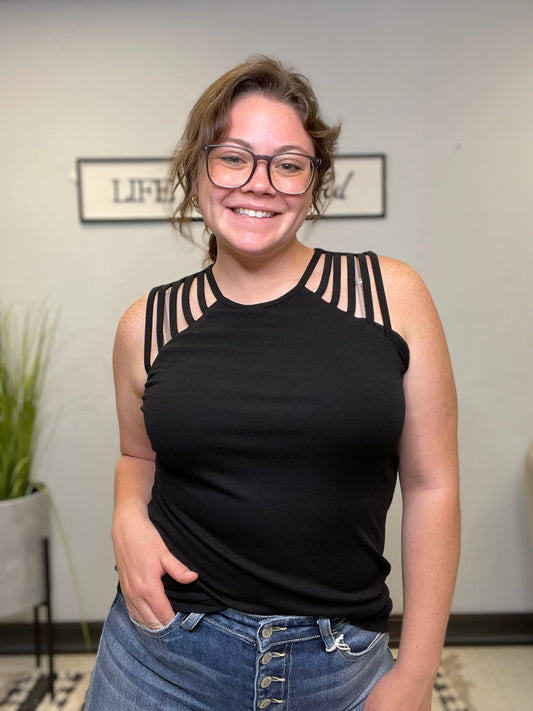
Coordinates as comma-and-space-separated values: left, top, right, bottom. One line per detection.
329, 620, 388, 662
128, 612, 182, 638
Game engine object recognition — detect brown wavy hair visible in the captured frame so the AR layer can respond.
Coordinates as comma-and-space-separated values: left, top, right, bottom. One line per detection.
169, 55, 341, 262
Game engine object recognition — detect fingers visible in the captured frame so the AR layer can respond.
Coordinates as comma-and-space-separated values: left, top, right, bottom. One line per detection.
162, 552, 198, 584
122, 577, 175, 629
112, 511, 198, 630
126, 601, 174, 629
118, 552, 198, 630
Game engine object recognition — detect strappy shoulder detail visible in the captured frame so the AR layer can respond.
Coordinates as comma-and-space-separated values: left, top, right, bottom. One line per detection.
366, 252, 392, 336
306, 250, 394, 336
144, 270, 215, 373
144, 249, 405, 374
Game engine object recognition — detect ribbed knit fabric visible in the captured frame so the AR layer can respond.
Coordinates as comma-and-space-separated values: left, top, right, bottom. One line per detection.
141, 249, 409, 631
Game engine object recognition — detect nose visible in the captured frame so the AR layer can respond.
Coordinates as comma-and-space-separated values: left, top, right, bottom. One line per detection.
242, 158, 276, 195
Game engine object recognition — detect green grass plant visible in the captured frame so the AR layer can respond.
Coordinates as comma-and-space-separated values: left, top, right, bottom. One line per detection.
0, 303, 93, 649
0, 303, 59, 500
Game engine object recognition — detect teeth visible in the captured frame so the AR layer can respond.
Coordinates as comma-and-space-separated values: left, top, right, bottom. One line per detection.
233, 208, 275, 218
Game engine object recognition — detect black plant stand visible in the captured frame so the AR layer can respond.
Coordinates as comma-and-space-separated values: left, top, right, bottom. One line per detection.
32, 538, 55, 699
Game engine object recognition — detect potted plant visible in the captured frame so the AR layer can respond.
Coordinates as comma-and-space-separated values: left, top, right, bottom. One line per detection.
0, 303, 58, 617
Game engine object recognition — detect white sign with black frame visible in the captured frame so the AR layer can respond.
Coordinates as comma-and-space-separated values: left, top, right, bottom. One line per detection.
76, 154, 386, 223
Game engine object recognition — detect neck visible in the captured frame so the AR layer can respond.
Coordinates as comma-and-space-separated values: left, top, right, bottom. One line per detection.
211, 240, 313, 305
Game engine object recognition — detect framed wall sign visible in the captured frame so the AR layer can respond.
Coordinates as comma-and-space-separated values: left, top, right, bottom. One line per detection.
324, 154, 386, 219
76, 154, 386, 223
76, 158, 188, 223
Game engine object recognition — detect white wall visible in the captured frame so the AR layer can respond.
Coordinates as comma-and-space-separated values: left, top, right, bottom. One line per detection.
1, 0, 532, 621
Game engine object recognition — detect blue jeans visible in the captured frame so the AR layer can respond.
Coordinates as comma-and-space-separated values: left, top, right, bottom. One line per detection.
85, 593, 394, 711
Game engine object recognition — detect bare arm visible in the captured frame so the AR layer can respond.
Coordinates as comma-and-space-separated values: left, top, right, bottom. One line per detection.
111, 297, 197, 629
365, 259, 460, 711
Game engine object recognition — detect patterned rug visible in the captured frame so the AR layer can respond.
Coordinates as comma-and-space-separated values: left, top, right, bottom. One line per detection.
434, 664, 469, 710
0, 666, 468, 711
0, 671, 90, 711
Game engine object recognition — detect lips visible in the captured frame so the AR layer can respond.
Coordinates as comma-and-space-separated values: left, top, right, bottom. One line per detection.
232, 207, 277, 218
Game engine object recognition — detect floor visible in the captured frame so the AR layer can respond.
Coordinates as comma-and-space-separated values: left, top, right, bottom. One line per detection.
1, 646, 532, 710
436, 645, 533, 711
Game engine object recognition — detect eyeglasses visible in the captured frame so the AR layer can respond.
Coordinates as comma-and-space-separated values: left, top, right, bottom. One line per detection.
203, 144, 321, 195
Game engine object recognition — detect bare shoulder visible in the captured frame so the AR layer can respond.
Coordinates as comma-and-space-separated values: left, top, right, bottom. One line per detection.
115, 294, 149, 345
375, 255, 441, 343
117, 294, 148, 335
377, 255, 429, 300
113, 294, 149, 397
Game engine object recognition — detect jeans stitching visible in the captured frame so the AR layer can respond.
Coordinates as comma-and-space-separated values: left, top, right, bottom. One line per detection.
203, 615, 256, 645
334, 631, 388, 662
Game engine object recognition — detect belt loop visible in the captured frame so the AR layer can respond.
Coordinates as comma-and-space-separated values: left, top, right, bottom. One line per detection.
179, 612, 206, 631
317, 617, 336, 652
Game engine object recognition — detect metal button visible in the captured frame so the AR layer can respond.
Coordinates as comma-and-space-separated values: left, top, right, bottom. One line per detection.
260, 677, 273, 689
261, 626, 273, 639
261, 652, 273, 665
258, 700, 272, 709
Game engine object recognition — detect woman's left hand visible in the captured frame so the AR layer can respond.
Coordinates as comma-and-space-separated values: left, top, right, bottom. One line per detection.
363, 663, 433, 711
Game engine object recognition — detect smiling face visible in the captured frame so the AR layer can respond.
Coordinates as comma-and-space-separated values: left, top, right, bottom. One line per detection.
196, 94, 315, 261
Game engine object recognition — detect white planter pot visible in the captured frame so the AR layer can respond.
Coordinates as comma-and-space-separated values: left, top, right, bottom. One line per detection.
0, 487, 50, 617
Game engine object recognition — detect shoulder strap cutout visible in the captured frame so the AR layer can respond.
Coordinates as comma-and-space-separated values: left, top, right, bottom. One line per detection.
346, 254, 357, 316
155, 284, 167, 351
311, 251, 392, 335
366, 251, 392, 336
169, 282, 179, 337
316, 252, 333, 297
356, 253, 374, 323
144, 286, 158, 374
197, 272, 208, 312
181, 275, 195, 326
144, 271, 212, 373
330, 253, 342, 308
144, 280, 182, 373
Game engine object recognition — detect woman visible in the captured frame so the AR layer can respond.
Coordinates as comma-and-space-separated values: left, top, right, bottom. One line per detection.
86, 55, 460, 711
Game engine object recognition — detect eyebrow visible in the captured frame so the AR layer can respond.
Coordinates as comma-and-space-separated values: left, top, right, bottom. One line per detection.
222, 137, 313, 155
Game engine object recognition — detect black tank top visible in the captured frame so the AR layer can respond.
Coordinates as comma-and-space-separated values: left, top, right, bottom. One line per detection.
142, 249, 409, 631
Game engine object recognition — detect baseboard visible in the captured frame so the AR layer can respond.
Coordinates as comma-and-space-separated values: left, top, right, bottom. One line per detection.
389, 612, 533, 646
0, 613, 532, 655
0, 620, 104, 655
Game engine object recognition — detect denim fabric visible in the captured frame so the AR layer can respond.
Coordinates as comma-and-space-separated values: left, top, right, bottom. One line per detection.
85, 593, 394, 711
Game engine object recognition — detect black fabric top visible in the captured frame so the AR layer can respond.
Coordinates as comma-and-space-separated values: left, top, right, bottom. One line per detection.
141, 249, 410, 631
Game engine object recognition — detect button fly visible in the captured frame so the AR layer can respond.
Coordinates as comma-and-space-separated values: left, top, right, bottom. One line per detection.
261, 652, 273, 665
260, 676, 273, 689
261, 626, 273, 639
